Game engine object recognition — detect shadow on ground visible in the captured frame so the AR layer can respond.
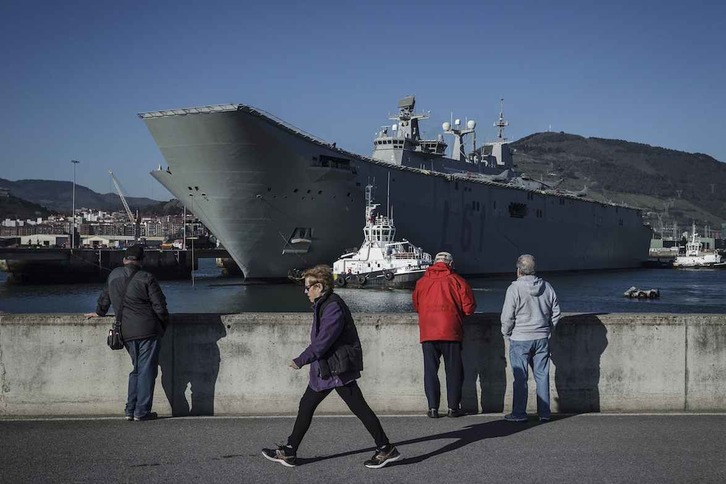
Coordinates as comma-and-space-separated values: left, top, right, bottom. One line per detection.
297, 417, 559, 466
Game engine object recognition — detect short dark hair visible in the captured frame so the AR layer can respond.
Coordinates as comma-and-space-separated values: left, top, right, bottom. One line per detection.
125, 244, 144, 261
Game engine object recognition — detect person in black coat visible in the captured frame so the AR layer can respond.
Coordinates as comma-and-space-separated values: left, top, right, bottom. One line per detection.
86, 244, 168, 421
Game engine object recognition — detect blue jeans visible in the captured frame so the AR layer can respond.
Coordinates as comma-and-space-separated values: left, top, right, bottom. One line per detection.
509, 338, 551, 419
125, 337, 161, 418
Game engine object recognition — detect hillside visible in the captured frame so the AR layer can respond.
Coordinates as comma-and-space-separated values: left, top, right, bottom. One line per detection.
510, 133, 726, 231
0, 178, 164, 214
0, 193, 57, 220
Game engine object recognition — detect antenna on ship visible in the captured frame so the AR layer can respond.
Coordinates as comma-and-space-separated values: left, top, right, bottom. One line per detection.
387, 171, 391, 219
494, 98, 509, 141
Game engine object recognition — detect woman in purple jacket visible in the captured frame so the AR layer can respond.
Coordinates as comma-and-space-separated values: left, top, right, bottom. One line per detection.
262, 265, 401, 469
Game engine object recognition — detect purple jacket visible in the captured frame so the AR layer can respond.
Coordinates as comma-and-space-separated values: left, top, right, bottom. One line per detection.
293, 291, 361, 391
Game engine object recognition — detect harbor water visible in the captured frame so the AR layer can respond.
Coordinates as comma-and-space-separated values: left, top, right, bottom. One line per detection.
1, 259, 725, 314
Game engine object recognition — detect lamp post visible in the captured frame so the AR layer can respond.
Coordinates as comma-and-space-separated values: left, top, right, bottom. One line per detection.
188, 193, 195, 286
70, 160, 80, 249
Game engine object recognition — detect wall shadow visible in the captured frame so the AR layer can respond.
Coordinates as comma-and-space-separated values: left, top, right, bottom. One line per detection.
160, 314, 227, 416
461, 315, 506, 413
550, 314, 608, 413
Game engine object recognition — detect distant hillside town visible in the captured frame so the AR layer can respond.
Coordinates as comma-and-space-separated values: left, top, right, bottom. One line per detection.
0, 207, 210, 249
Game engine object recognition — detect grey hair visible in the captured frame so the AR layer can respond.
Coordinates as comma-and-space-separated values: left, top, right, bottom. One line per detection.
434, 251, 454, 265
302, 264, 334, 291
516, 254, 536, 275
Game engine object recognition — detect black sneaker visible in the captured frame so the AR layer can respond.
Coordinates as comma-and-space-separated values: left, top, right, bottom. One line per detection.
364, 446, 402, 469
447, 408, 464, 418
262, 445, 296, 468
427, 408, 439, 418
134, 412, 158, 421
124, 414, 134, 421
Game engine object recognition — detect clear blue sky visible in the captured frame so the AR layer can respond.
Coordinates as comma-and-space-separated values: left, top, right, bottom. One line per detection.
1, 0, 724, 199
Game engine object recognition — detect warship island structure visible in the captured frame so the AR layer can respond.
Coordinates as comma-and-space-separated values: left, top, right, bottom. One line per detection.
139, 96, 652, 280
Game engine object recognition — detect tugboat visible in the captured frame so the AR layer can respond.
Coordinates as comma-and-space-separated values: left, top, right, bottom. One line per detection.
333, 184, 432, 288
673, 223, 725, 268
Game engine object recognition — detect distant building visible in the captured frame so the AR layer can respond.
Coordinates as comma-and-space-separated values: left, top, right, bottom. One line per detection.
20, 234, 69, 247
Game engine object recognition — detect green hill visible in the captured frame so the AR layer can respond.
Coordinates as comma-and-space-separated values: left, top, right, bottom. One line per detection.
0, 193, 57, 220
510, 133, 726, 231
0, 178, 165, 213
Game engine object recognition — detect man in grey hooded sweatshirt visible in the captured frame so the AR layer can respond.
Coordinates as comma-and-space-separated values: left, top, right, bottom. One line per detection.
501, 254, 561, 422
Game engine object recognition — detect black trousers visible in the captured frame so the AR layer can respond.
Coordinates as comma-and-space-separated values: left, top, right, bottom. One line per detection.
287, 381, 389, 451
422, 341, 463, 410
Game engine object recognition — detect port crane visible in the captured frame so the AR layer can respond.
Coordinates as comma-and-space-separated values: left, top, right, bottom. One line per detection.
109, 170, 140, 242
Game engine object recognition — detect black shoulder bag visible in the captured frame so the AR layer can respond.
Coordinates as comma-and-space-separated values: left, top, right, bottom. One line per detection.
317, 294, 364, 380
107, 270, 139, 350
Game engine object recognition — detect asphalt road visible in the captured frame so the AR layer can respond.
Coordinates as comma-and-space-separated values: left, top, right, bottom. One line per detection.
2, 414, 725, 483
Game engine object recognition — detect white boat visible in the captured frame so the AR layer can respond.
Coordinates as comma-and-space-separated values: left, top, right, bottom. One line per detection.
673, 224, 725, 268
333, 184, 432, 287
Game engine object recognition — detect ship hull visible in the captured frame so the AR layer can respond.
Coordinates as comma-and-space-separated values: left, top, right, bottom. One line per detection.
142, 105, 652, 279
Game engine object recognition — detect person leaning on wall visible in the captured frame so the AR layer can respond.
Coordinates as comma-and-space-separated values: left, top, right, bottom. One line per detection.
500, 254, 560, 423
412, 251, 477, 418
86, 244, 169, 421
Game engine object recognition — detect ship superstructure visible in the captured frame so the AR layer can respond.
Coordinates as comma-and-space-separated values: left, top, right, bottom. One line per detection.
139, 97, 651, 279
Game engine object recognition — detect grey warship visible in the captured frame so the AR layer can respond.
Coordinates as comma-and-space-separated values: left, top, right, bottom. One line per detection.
139, 96, 651, 279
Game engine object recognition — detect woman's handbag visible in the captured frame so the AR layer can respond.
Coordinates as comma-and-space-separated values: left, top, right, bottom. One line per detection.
107, 321, 124, 350
106, 269, 139, 351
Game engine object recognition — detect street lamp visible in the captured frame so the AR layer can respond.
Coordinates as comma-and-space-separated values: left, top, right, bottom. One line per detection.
70, 160, 80, 249
188, 193, 196, 286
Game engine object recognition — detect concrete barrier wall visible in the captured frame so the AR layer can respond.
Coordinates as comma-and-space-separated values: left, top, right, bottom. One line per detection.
1, 313, 725, 416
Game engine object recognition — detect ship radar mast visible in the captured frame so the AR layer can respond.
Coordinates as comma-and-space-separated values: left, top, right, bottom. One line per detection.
494, 98, 509, 141
442, 118, 477, 162
388, 95, 429, 142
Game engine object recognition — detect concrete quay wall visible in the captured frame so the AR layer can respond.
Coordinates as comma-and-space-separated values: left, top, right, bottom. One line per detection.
1, 313, 725, 416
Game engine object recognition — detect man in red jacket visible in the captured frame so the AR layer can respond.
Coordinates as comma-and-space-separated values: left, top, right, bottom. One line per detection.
412, 252, 476, 418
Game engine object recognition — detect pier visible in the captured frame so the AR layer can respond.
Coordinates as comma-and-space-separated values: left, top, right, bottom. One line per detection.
2, 312, 725, 480
3, 415, 724, 482
0, 247, 232, 282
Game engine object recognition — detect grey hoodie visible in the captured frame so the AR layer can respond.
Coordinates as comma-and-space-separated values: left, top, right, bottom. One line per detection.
501, 275, 561, 341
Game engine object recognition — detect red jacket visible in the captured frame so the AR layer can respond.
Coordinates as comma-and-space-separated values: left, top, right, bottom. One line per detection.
412, 262, 477, 342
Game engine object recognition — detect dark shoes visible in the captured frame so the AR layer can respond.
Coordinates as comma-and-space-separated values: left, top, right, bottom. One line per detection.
539, 416, 551, 422
134, 412, 158, 421
364, 445, 402, 469
262, 444, 400, 469
125, 415, 134, 421
504, 413, 528, 422
262, 445, 297, 468
428, 408, 464, 418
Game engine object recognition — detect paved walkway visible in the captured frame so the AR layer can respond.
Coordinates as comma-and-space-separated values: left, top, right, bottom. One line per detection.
2, 414, 725, 483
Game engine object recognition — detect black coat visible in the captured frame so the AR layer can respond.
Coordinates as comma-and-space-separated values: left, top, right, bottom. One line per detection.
96, 264, 169, 341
